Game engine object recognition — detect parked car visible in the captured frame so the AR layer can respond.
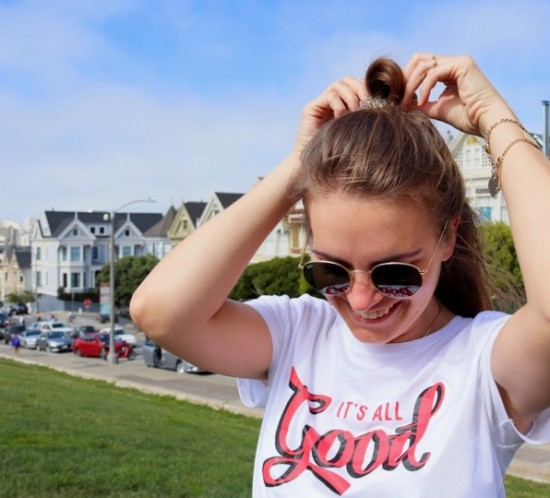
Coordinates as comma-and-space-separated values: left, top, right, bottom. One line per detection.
71, 325, 98, 339
72, 333, 124, 359
99, 326, 137, 345
0, 311, 9, 328
2, 324, 26, 344
19, 329, 42, 349
36, 331, 73, 352
36, 321, 74, 336
8, 303, 28, 316
142, 337, 206, 374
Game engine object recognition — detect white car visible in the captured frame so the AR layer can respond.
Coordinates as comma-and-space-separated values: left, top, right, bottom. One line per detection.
36, 321, 74, 336
99, 326, 137, 345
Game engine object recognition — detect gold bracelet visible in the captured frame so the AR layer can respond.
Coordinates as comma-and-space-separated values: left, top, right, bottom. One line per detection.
488, 137, 541, 198
483, 118, 526, 156
483, 118, 521, 142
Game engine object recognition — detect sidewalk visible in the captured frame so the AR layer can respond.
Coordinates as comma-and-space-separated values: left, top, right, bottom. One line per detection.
1, 344, 550, 484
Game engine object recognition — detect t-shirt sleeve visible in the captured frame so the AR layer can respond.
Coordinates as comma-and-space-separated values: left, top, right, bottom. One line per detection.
237, 294, 334, 408
237, 295, 292, 408
475, 312, 550, 446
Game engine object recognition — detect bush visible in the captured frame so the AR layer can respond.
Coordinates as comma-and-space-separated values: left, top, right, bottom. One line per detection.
230, 256, 305, 301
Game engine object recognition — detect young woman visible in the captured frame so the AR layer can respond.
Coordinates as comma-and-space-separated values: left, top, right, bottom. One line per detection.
131, 53, 550, 496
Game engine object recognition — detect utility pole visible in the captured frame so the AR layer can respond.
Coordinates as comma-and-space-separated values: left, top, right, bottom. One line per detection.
543, 100, 549, 157
106, 198, 156, 365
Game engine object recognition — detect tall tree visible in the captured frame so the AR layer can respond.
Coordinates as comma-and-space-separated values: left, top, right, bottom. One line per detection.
97, 254, 160, 307
481, 221, 525, 311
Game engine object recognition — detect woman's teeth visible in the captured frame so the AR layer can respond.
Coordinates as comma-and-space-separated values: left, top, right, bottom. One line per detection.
358, 303, 395, 319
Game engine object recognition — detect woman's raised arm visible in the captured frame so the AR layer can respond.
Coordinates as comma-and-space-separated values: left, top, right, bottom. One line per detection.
130, 76, 367, 379
404, 53, 550, 430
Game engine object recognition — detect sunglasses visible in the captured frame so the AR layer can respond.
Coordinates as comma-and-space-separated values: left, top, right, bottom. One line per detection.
299, 226, 447, 299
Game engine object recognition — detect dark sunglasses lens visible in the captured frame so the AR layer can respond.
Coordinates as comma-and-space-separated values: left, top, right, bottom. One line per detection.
371, 263, 423, 298
303, 262, 350, 295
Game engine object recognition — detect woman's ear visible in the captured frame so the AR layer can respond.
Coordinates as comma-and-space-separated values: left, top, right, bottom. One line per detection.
441, 216, 460, 262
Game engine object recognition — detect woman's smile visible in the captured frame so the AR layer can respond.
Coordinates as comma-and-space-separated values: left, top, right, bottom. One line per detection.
356, 301, 398, 320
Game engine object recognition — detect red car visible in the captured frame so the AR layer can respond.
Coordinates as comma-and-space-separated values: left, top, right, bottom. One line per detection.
73, 332, 124, 359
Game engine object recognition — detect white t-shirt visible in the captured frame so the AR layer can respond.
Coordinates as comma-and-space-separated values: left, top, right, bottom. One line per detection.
238, 294, 550, 497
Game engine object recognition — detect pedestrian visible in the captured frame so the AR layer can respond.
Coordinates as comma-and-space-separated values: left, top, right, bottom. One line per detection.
131, 53, 550, 496
11, 334, 20, 354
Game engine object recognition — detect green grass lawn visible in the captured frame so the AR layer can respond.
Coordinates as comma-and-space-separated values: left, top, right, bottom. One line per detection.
1, 357, 550, 497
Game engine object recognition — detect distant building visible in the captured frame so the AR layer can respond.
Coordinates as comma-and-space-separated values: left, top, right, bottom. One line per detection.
143, 205, 177, 257
167, 201, 207, 247
252, 200, 307, 263
0, 221, 19, 247
0, 245, 31, 303
197, 192, 244, 226
30, 209, 172, 309
450, 131, 544, 224
188, 186, 307, 263
449, 133, 504, 222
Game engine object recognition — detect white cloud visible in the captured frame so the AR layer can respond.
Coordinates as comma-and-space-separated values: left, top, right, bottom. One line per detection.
1, 0, 549, 223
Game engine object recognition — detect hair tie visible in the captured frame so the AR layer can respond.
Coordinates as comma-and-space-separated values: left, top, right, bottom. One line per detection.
359, 96, 388, 111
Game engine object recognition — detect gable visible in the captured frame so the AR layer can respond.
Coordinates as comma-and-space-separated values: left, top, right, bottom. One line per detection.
58, 219, 95, 240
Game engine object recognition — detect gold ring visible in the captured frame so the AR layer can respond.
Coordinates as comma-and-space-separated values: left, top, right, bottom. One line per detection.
432, 54, 437, 68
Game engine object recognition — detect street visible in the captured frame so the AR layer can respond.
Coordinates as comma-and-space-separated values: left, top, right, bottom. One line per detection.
0, 317, 263, 420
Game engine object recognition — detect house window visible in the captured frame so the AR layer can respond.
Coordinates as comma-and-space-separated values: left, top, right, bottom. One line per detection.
71, 272, 80, 288
478, 206, 492, 222
122, 246, 132, 257
90, 227, 96, 234
100, 227, 105, 234
72, 228, 78, 236
62, 273, 68, 288
61, 246, 67, 261
70, 247, 80, 262
92, 246, 99, 260
36, 247, 42, 260
36, 271, 42, 287
125, 229, 130, 237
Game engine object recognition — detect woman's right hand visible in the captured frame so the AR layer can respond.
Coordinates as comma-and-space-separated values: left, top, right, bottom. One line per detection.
294, 77, 368, 154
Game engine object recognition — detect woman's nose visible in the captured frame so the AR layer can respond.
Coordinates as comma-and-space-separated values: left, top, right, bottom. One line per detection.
345, 272, 383, 311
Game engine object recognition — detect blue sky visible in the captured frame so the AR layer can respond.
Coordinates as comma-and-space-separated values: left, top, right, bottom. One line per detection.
1, 0, 549, 224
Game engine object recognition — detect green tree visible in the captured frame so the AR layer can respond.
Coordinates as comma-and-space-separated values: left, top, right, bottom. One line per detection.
96, 254, 160, 307
481, 221, 525, 311
6, 290, 36, 304
230, 256, 305, 301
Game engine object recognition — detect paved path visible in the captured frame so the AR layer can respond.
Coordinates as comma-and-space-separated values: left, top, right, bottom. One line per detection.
2, 343, 550, 484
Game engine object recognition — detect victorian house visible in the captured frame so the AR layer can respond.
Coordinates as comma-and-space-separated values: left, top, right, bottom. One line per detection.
31, 209, 172, 310
167, 201, 207, 248
0, 245, 31, 303
450, 131, 544, 223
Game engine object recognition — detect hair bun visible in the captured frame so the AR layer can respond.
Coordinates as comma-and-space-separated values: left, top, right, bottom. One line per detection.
365, 57, 405, 105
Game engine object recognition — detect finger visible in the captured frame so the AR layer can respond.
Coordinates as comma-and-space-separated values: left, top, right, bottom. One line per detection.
403, 53, 450, 106
322, 77, 367, 113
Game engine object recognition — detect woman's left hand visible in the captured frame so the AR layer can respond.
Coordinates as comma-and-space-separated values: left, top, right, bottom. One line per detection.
402, 53, 513, 137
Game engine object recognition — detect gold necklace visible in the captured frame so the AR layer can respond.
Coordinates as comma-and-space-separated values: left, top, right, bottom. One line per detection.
422, 302, 443, 338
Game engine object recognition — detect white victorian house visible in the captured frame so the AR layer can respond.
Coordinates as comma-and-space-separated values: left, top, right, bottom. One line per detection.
450, 131, 544, 224
31, 210, 171, 310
